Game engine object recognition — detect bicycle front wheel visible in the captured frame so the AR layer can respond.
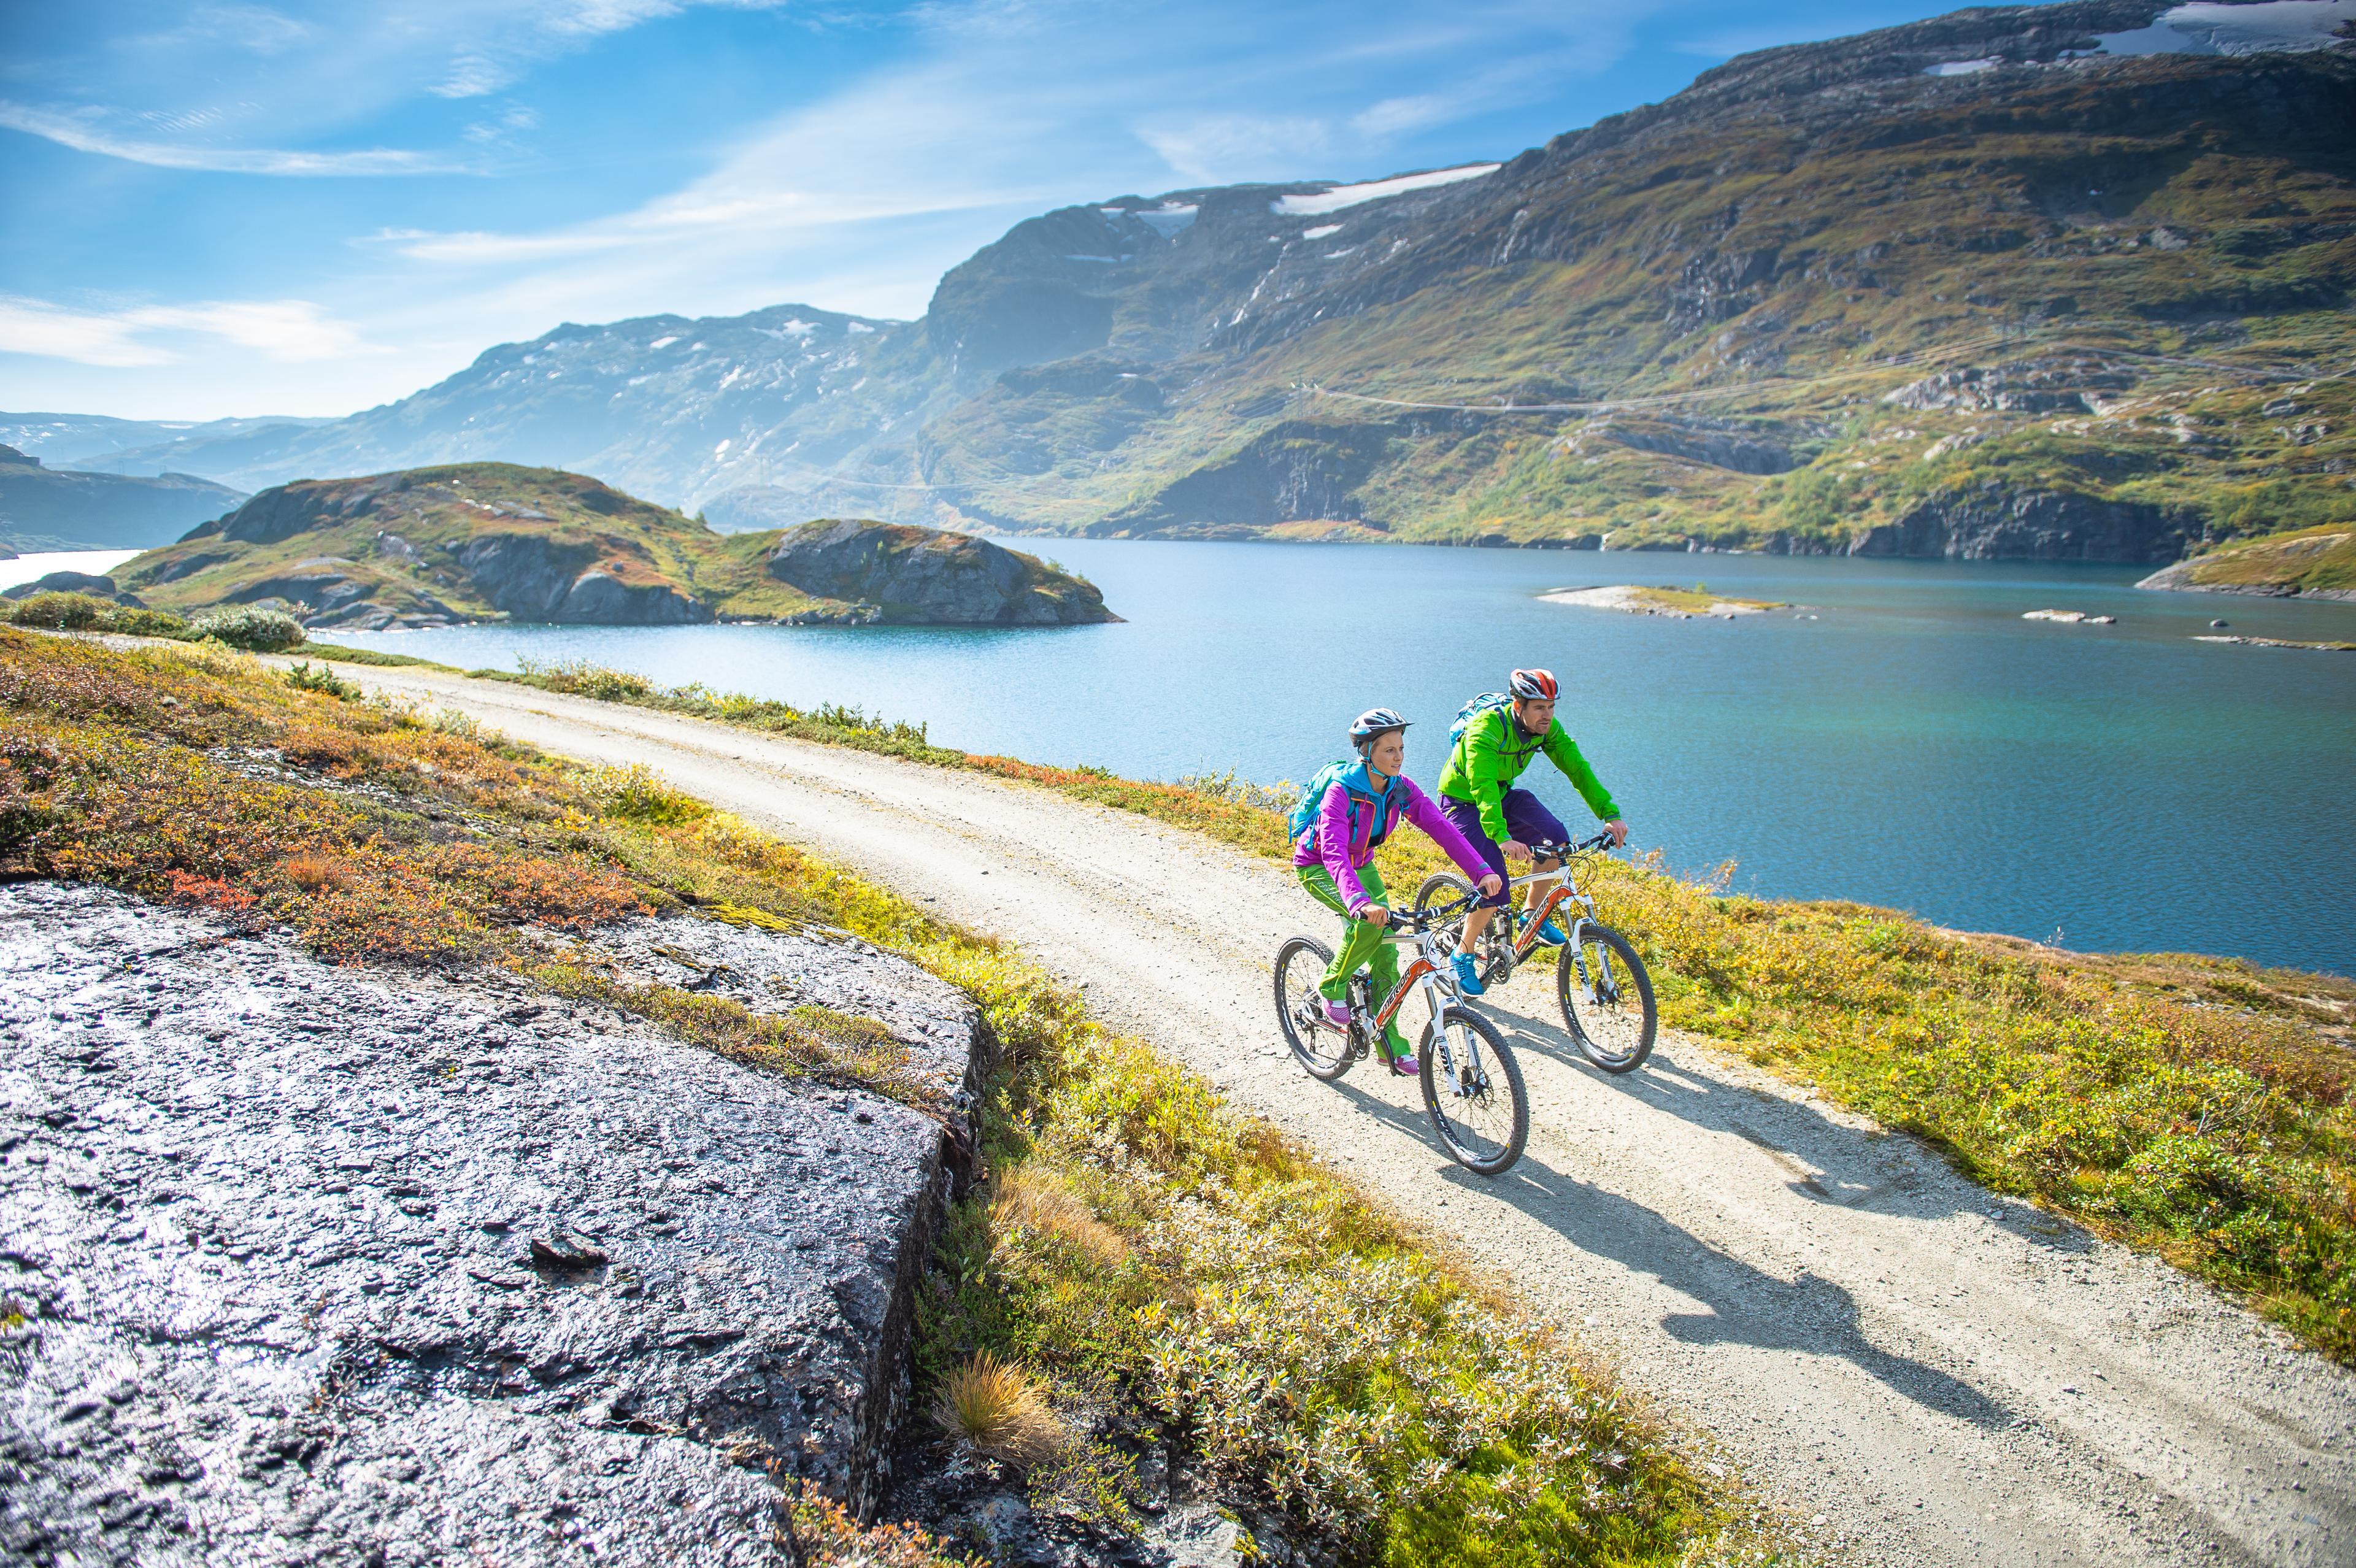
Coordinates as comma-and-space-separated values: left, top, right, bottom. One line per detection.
1419, 1006, 1529, 1175
1558, 923, 1657, 1074
1275, 935, 1352, 1080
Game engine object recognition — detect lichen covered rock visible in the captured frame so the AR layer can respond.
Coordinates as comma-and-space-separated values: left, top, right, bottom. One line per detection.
0, 882, 985, 1564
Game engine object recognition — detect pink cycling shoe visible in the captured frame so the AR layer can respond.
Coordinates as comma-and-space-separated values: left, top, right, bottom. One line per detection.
1322, 998, 1351, 1029
1385, 1052, 1420, 1077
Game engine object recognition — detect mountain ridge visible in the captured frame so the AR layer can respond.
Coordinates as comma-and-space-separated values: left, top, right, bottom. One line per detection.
60, 0, 2356, 559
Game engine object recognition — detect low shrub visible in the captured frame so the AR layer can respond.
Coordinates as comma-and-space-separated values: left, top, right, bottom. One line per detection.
285, 661, 360, 701
190, 605, 305, 651
1, 591, 194, 640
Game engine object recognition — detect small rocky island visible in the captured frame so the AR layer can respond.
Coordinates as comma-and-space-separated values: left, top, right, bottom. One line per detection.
1542, 583, 1787, 618
112, 463, 1117, 629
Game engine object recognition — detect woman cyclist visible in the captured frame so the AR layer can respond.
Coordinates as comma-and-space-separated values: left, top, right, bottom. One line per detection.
1293, 708, 1503, 1075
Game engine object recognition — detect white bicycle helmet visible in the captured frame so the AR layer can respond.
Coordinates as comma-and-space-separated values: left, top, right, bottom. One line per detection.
1349, 707, 1410, 748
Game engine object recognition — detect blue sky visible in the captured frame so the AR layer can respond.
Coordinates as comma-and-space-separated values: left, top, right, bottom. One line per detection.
0, 1, 2044, 421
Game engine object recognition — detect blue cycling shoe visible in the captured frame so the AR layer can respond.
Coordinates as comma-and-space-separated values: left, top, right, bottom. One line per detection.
1450, 952, 1485, 995
1534, 918, 1571, 948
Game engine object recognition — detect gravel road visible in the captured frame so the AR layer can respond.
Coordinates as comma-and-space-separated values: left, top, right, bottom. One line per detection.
309, 657, 2355, 1567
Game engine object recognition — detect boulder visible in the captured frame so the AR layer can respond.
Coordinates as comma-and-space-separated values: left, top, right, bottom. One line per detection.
0, 883, 987, 1564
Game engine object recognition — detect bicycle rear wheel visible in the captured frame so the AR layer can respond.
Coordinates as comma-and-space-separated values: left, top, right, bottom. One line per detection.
1418, 1006, 1529, 1175
1558, 923, 1657, 1074
1275, 935, 1352, 1080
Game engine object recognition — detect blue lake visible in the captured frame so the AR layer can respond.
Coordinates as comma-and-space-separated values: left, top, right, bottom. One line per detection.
317, 541, 2356, 975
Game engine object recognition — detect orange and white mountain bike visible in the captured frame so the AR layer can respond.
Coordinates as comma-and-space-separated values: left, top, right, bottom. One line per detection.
1414, 832, 1659, 1074
1272, 890, 1530, 1176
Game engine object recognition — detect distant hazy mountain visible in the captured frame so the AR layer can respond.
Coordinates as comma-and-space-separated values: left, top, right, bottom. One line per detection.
63, 0, 2356, 558
0, 445, 246, 551
0, 412, 333, 469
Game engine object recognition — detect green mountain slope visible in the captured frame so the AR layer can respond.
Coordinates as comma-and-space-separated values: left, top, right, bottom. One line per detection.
116, 464, 1114, 629
908, 2, 2356, 555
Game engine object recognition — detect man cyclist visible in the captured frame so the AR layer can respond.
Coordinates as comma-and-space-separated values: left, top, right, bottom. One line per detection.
1293, 707, 1504, 1075
1436, 668, 1627, 984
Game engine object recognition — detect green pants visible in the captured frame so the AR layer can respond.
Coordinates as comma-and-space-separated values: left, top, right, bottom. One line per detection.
1296, 864, 1410, 1057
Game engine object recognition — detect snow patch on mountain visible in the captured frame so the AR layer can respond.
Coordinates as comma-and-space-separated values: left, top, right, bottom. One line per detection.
1271, 164, 1499, 217
2092, 0, 2356, 56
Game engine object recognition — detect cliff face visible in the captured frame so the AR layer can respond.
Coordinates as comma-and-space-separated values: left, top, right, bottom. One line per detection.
1852, 487, 2201, 561
117, 464, 1113, 628
764, 518, 1118, 624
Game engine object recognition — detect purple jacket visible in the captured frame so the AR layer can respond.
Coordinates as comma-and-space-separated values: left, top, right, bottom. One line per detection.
1291, 763, 1492, 917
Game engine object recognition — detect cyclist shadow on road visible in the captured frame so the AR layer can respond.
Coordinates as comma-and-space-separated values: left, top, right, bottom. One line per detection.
1487, 1002, 2095, 1259
1327, 1074, 2024, 1432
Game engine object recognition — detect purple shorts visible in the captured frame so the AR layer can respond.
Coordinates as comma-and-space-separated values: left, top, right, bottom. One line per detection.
1441, 790, 1568, 905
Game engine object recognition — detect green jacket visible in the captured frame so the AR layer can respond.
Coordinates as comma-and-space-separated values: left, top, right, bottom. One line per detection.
1436, 705, 1619, 843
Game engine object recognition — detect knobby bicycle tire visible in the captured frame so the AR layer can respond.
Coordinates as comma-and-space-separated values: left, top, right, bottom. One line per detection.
1274, 934, 1352, 1081
1558, 922, 1657, 1074
1419, 1005, 1529, 1175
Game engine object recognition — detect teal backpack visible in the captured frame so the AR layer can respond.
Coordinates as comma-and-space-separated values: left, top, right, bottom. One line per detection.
1447, 692, 1514, 747
1286, 761, 1390, 849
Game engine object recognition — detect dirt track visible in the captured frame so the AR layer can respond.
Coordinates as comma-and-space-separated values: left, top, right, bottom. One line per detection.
320, 658, 2354, 1567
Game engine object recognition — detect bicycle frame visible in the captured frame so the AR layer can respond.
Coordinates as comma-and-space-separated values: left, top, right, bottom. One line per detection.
1496, 858, 1601, 961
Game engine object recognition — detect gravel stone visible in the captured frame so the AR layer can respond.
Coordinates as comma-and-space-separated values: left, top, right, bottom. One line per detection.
0, 881, 986, 1566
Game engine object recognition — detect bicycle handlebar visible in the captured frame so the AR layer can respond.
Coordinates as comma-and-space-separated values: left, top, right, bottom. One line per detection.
1523, 831, 1619, 859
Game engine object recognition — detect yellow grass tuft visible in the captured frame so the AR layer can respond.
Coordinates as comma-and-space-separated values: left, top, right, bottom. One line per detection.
988, 1164, 1128, 1268
930, 1351, 1067, 1470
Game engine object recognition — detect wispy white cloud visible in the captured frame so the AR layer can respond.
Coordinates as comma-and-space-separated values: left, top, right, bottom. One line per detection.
0, 296, 378, 367
1138, 115, 1334, 184
0, 101, 460, 176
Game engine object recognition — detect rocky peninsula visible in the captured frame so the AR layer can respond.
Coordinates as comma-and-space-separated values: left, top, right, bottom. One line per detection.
113, 463, 1116, 630
2136, 525, 2356, 602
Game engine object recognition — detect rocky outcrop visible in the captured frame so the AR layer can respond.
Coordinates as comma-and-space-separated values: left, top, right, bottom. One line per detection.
1590, 415, 1800, 475
765, 519, 1117, 624
1853, 486, 2203, 562
2, 572, 147, 608
452, 534, 712, 625
1, 882, 988, 1564
1090, 421, 1395, 538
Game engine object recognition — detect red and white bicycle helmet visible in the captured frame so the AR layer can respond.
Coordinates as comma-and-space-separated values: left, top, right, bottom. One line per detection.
1508, 668, 1559, 701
